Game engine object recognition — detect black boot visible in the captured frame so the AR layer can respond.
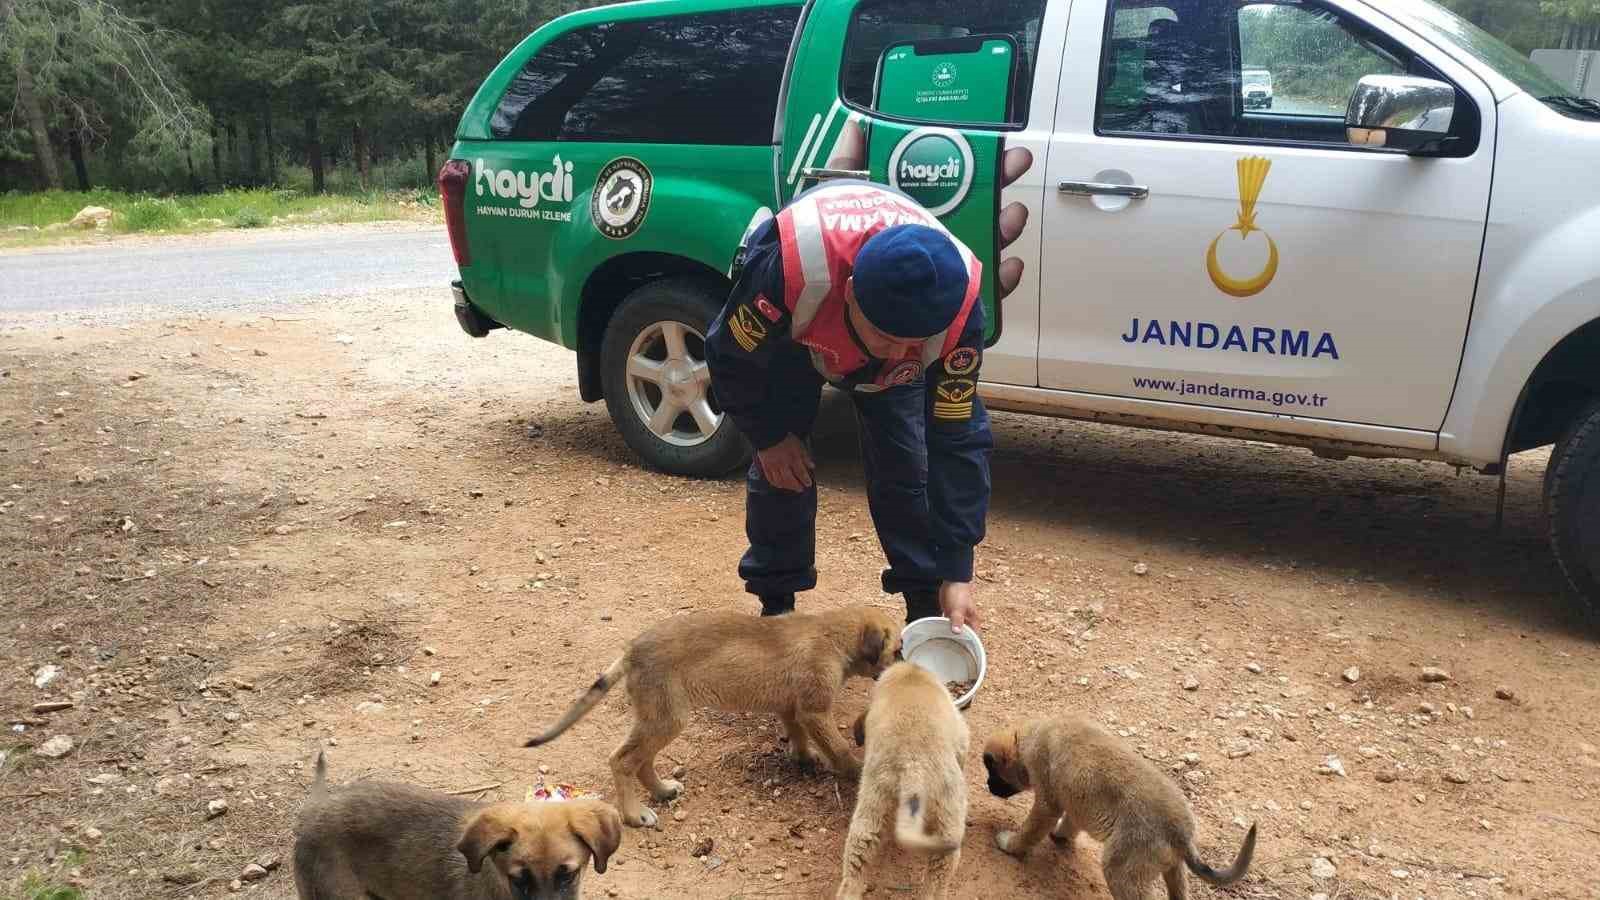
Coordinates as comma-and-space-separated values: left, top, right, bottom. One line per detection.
904, 590, 941, 624
759, 593, 796, 617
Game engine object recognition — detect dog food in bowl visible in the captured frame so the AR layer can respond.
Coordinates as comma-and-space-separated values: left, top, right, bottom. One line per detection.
901, 617, 986, 709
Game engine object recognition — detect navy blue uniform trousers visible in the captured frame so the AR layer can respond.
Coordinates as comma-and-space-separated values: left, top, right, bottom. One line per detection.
739, 341, 944, 600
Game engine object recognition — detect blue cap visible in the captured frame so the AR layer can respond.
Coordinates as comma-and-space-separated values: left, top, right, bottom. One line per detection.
852, 224, 967, 339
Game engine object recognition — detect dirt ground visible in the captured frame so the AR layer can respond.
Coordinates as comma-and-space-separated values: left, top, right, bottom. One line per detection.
3, 283, 1599, 900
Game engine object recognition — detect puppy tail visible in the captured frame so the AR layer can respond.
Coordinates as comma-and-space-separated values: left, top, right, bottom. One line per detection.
304, 750, 329, 806
1184, 824, 1257, 886
893, 781, 960, 853
523, 655, 627, 748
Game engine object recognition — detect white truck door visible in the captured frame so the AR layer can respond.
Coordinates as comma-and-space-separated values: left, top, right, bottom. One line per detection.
1035, 0, 1495, 436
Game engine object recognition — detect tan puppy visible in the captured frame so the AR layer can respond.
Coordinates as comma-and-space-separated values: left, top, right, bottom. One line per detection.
293, 753, 622, 900
837, 662, 968, 900
983, 717, 1257, 900
525, 606, 903, 827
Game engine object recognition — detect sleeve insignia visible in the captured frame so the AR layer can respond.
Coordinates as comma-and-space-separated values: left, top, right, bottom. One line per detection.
933, 377, 977, 421
729, 304, 769, 353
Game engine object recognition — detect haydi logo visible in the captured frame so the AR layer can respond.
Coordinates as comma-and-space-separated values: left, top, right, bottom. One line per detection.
475, 156, 575, 209
898, 155, 962, 185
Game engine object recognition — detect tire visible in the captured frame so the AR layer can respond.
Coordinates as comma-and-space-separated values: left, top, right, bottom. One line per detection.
600, 277, 751, 477
1544, 399, 1600, 619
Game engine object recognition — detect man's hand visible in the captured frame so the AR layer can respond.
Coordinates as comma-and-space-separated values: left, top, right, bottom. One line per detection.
757, 434, 814, 492
939, 581, 981, 633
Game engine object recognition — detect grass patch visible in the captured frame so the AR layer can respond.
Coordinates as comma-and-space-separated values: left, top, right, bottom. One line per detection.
0, 186, 439, 246
20, 874, 85, 900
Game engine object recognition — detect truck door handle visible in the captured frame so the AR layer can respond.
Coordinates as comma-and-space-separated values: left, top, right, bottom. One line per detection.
801, 167, 870, 182
1058, 181, 1149, 199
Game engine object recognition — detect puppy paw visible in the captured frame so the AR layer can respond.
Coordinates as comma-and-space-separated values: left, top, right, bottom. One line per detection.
623, 807, 659, 829
994, 830, 1022, 856
650, 779, 683, 802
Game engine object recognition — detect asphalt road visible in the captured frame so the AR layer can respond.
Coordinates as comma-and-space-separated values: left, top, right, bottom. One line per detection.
0, 226, 455, 315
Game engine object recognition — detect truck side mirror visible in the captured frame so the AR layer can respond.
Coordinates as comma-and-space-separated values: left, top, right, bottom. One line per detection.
1345, 75, 1457, 155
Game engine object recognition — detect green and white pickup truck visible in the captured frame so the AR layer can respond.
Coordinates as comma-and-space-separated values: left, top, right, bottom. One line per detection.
439, 0, 1600, 615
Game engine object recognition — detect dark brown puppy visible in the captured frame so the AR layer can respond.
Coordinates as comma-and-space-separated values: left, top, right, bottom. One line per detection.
983, 717, 1256, 900
525, 607, 903, 827
293, 753, 622, 900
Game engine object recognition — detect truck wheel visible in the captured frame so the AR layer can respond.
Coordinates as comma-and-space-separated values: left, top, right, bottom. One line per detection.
1544, 399, 1600, 619
600, 278, 750, 477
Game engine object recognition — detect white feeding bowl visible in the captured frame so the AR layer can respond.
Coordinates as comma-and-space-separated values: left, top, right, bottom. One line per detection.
901, 617, 986, 710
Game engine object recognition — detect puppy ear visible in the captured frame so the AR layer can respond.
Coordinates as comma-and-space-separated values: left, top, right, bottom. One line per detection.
851, 710, 867, 748
571, 800, 623, 874
457, 810, 515, 874
859, 624, 886, 665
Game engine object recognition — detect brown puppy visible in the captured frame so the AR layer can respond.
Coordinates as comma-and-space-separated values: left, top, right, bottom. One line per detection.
837, 662, 968, 900
983, 717, 1257, 900
525, 606, 903, 827
293, 753, 622, 900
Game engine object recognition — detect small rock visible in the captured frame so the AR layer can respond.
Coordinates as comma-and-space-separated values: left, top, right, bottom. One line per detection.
1245, 662, 1263, 675
672, 765, 687, 780
32, 701, 74, 714
33, 665, 62, 688
423, 646, 438, 656
256, 854, 281, 872
1317, 755, 1346, 777
691, 837, 714, 858
1420, 667, 1451, 683
35, 735, 75, 758
1419, 702, 1437, 715
1181, 675, 1200, 692
252, 349, 269, 357
229, 879, 243, 892
1494, 686, 1516, 701
334, 334, 356, 345
68, 206, 114, 229
1132, 562, 1149, 576
87, 773, 122, 786
599, 611, 613, 622
82, 826, 104, 842
222, 712, 242, 723
1443, 770, 1471, 785
1375, 770, 1399, 784
1391, 868, 1410, 880
673, 810, 688, 823
355, 701, 386, 715
1181, 753, 1201, 767
1342, 666, 1361, 684
429, 672, 442, 686
1310, 857, 1337, 880
240, 863, 269, 882
207, 799, 230, 819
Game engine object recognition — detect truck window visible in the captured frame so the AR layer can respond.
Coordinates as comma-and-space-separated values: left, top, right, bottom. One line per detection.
492, 6, 802, 145
1095, 0, 1414, 146
841, 0, 1048, 126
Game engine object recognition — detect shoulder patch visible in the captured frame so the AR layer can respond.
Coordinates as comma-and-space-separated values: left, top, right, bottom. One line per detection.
933, 377, 977, 421
729, 305, 769, 353
944, 347, 980, 375
754, 295, 783, 323
885, 360, 922, 387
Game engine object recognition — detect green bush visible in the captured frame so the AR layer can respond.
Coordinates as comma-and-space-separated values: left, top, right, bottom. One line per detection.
120, 198, 184, 232
230, 207, 270, 228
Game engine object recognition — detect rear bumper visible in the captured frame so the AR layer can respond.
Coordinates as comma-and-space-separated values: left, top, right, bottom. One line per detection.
452, 280, 502, 338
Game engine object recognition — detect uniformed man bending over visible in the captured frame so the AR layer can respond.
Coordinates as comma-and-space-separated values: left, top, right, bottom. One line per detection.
706, 181, 992, 631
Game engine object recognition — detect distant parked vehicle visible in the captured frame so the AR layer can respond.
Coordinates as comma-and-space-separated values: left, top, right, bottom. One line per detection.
1243, 67, 1274, 108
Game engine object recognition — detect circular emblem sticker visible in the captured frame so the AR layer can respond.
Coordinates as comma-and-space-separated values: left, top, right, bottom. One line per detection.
592, 158, 652, 240
944, 347, 980, 375
931, 61, 958, 88
886, 360, 923, 386
887, 128, 975, 217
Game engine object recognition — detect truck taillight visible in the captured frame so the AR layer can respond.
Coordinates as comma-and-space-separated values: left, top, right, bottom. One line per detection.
438, 159, 471, 267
